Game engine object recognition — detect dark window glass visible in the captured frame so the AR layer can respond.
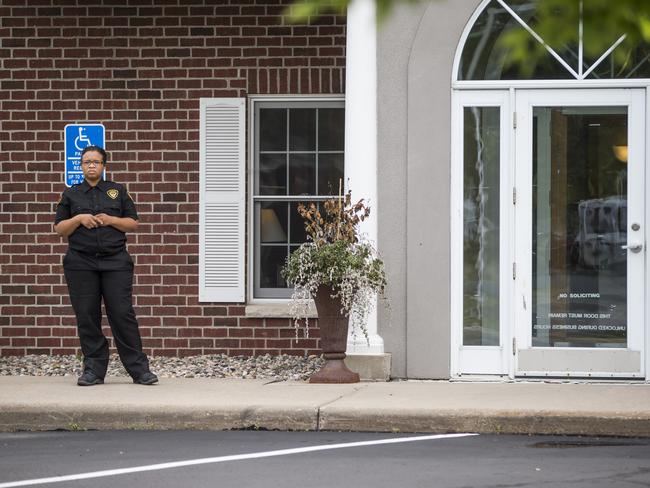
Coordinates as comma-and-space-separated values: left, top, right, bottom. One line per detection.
259, 153, 287, 195
319, 108, 345, 151
459, 0, 650, 81
289, 109, 316, 151
254, 102, 344, 298
318, 153, 344, 195
289, 201, 309, 244
260, 108, 286, 151
289, 153, 316, 195
585, 45, 650, 79
459, 0, 574, 80
260, 246, 288, 288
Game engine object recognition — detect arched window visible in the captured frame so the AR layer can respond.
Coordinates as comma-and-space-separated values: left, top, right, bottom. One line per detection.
458, 0, 650, 81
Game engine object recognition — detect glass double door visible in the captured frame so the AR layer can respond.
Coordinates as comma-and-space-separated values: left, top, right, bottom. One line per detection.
454, 89, 646, 378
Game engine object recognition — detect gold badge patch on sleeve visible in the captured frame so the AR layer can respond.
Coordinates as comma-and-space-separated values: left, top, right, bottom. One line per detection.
107, 189, 119, 200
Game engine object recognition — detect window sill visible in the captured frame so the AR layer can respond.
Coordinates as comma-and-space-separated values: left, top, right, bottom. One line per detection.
245, 301, 317, 318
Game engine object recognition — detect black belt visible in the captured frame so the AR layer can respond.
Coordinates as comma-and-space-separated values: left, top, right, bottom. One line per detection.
71, 248, 124, 258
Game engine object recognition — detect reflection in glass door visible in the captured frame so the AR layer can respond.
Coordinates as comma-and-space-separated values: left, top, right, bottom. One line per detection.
452, 90, 511, 376
515, 89, 645, 377
533, 106, 628, 348
464, 105, 500, 347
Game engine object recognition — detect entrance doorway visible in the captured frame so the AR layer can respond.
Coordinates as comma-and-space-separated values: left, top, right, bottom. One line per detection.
515, 89, 645, 377
452, 89, 646, 378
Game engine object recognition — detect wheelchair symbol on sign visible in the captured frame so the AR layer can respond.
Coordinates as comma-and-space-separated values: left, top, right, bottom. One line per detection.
74, 127, 92, 150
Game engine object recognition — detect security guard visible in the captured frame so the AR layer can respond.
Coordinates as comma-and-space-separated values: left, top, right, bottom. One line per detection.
55, 145, 158, 386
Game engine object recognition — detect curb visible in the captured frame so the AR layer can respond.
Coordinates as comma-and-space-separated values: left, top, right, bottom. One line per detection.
3, 407, 650, 437
0, 406, 319, 432
319, 411, 650, 437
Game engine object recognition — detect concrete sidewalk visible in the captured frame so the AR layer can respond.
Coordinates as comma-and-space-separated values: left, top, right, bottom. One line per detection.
1, 376, 650, 437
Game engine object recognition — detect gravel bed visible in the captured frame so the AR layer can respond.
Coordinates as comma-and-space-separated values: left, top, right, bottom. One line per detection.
0, 354, 324, 382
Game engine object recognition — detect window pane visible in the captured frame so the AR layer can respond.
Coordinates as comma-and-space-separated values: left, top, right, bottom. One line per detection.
289, 153, 316, 195
318, 153, 344, 195
459, 0, 650, 81
260, 108, 286, 151
259, 153, 287, 195
319, 108, 345, 151
289, 201, 309, 244
254, 102, 343, 298
289, 108, 316, 151
260, 202, 288, 243
582, 1, 650, 79
585, 45, 650, 79
260, 246, 288, 288
532, 107, 628, 348
463, 106, 500, 346
458, 0, 575, 80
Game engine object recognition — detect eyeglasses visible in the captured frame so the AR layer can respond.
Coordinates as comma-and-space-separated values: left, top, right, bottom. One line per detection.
81, 160, 103, 167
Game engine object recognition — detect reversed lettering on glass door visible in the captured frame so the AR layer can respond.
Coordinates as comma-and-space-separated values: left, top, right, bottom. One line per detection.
532, 106, 628, 348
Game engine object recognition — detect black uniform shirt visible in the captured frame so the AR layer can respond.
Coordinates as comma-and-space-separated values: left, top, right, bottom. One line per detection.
55, 179, 138, 256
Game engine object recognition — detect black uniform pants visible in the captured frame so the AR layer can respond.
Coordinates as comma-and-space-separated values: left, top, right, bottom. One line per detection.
64, 249, 149, 379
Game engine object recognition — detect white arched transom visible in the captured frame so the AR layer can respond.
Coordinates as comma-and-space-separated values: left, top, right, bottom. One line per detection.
455, 0, 650, 81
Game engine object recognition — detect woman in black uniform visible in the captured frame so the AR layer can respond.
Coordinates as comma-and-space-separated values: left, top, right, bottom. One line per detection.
54, 145, 158, 386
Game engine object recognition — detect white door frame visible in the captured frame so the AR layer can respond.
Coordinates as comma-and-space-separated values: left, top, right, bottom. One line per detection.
514, 88, 646, 378
451, 90, 514, 377
451, 88, 647, 379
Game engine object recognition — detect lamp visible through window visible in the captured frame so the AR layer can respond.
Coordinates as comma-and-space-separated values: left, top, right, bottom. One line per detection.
261, 208, 287, 242
612, 145, 628, 163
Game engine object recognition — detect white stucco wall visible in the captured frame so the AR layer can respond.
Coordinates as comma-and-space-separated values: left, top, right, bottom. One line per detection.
377, 0, 483, 378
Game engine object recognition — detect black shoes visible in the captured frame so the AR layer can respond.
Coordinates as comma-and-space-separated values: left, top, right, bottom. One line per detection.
133, 372, 159, 385
77, 370, 158, 385
77, 370, 104, 386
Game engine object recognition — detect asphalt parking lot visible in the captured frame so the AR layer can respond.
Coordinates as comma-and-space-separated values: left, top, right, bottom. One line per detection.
1, 430, 650, 488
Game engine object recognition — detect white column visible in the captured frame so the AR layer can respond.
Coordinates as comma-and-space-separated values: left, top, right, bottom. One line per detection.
344, 0, 384, 354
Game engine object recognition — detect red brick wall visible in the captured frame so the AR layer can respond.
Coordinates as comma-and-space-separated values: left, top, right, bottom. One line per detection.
0, 1, 345, 357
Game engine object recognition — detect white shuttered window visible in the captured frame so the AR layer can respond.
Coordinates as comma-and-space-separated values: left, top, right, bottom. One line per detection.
199, 98, 246, 302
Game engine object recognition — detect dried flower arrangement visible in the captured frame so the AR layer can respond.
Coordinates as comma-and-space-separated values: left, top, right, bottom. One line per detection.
281, 184, 387, 339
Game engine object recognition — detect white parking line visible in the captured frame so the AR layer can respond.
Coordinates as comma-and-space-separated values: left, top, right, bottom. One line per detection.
0, 433, 477, 487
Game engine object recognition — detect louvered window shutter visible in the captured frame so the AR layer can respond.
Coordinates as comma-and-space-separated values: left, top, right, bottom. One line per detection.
199, 98, 246, 302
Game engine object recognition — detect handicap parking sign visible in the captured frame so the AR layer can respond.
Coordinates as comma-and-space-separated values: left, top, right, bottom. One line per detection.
64, 124, 105, 187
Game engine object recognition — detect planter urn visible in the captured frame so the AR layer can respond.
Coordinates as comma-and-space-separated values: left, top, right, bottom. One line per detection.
309, 284, 360, 383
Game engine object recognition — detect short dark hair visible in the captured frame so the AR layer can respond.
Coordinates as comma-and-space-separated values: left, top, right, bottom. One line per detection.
81, 145, 108, 165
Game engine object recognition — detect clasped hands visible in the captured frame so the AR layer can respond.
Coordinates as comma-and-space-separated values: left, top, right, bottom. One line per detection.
77, 213, 114, 229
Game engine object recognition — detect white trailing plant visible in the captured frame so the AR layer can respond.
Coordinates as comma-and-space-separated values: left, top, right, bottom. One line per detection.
281, 187, 387, 340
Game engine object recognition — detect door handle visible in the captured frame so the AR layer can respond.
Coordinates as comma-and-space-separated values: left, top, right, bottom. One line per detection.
622, 243, 643, 253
